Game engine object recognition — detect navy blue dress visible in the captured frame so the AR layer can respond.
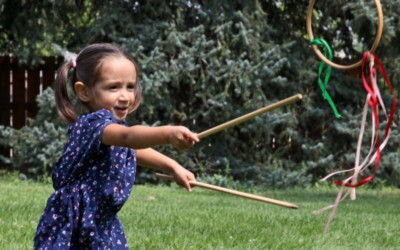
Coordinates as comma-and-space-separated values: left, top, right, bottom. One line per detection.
34, 109, 136, 250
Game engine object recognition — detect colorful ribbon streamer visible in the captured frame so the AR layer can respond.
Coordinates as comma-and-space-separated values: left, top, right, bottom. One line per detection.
314, 51, 396, 234
334, 52, 396, 187
310, 38, 342, 118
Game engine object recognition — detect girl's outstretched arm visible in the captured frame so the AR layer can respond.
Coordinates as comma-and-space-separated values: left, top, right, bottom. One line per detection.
135, 148, 195, 192
102, 124, 199, 150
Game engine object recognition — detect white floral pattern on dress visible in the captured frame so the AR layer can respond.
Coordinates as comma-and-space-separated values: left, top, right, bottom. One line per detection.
34, 109, 136, 249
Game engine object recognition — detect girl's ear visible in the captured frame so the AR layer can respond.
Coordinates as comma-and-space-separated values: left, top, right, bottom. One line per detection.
74, 82, 91, 102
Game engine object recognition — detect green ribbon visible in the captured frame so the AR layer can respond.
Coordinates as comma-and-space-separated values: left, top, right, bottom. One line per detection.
310, 38, 341, 118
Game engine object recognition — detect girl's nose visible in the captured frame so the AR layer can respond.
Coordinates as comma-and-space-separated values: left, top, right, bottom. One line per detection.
119, 89, 129, 100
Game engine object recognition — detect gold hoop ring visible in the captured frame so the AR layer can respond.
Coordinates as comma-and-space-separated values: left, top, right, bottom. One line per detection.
306, 0, 383, 70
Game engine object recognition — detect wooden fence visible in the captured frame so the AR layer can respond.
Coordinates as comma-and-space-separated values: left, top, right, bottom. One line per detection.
0, 56, 63, 164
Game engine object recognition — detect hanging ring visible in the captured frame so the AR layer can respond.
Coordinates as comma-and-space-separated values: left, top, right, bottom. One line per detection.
306, 0, 383, 70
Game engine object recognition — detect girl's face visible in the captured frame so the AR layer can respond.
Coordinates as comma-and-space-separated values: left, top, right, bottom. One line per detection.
89, 57, 137, 122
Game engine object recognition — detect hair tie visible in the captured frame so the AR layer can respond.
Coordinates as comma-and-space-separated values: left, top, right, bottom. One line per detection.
72, 60, 77, 68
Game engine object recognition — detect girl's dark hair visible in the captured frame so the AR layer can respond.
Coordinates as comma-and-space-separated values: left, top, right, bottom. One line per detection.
55, 43, 142, 123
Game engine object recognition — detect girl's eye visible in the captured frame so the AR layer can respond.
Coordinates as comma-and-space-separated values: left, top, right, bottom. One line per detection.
128, 85, 135, 90
109, 86, 118, 90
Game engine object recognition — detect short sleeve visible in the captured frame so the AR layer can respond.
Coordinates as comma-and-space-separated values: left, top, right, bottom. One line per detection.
72, 109, 116, 153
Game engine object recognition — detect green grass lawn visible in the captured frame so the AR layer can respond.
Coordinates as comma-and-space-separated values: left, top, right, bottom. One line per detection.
1, 178, 399, 250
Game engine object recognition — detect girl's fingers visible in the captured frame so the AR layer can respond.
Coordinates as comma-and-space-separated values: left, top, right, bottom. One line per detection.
185, 139, 195, 149
184, 131, 199, 143
172, 127, 199, 150
184, 180, 192, 192
184, 174, 195, 192
178, 136, 197, 151
175, 179, 192, 192
190, 133, 200, 143
186, 133, 199, 147
172, 169, 195, 192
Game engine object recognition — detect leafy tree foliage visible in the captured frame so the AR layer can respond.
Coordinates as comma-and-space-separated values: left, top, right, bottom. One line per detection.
1, 0, 399, 187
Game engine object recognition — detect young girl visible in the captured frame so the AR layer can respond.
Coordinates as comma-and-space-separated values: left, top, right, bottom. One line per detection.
34, 43, 199, 249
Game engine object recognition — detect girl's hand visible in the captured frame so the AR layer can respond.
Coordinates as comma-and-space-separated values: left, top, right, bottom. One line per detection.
168, 126, 199, 151
171, 166, 196, 192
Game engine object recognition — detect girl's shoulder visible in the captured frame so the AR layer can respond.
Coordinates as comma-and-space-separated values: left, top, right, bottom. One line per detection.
68, 109, 120, 133
80, 109, 116, 123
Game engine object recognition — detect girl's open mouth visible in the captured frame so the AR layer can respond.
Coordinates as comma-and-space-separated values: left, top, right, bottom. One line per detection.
115, 107, 128, 111
115, 107, 128, 114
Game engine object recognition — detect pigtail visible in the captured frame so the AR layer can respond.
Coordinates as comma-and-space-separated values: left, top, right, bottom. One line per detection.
55, 62, 77, 123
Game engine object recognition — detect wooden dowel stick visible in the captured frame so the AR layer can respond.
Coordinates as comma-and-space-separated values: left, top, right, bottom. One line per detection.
198, 94, 302, 139
156, 173, 298, 209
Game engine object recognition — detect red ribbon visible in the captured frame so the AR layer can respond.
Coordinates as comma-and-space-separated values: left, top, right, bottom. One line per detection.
334, 51, 397, 188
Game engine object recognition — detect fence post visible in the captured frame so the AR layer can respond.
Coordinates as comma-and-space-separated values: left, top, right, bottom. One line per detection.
0, 56, 11, 161
27, 67, 41, 119
42, 57, 56, 90
0, 56, 11, 127
11, 58, 26, 129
